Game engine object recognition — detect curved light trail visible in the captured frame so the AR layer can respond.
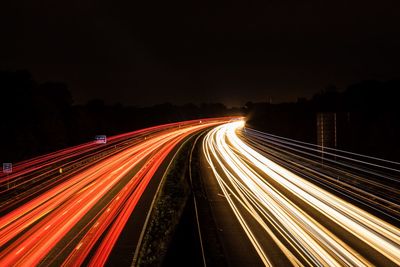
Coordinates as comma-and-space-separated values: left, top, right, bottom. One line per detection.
2, 117, 398, 266
203, 120, 400, 266
0, 117, 233, 266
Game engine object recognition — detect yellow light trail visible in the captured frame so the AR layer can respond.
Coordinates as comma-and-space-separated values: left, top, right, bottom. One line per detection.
203, 120, 400, 266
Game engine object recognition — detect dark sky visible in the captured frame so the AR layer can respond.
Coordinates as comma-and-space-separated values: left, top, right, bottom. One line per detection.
1, 0, 399, 107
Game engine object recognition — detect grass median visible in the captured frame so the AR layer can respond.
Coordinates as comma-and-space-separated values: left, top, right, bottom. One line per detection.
136, 135, 194, 266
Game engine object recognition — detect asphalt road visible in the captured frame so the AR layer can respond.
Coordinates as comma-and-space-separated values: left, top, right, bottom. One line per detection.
0, 118, 233, 266
198, 137, 292, 266
199, 121, 400, 266
106, 133, 196, 266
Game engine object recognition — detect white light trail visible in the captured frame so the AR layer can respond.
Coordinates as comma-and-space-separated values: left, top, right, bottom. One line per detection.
203, 121, 400, 266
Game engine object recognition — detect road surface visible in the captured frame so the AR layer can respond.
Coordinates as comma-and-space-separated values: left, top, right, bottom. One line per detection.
201, 120, 400, 266
0, 117, 233, 266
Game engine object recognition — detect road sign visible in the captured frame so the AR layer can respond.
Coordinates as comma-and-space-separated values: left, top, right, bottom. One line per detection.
3, 163, 12, 173
95, 135, 107, 144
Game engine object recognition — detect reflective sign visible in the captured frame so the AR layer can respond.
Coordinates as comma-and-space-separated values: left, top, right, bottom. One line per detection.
95, 135, 107, 144
3, 163, 12, 173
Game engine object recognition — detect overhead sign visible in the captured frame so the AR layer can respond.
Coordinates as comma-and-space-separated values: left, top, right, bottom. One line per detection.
3, 163, 12, 173
95, 135, 107, 144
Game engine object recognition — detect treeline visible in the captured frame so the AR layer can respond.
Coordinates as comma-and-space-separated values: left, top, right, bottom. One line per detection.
245, 80, 400, 161
0, 70, 242, 163
2, 69, 399, 162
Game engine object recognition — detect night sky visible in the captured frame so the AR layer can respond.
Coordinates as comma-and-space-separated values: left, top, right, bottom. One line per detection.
1, 0, 399, 107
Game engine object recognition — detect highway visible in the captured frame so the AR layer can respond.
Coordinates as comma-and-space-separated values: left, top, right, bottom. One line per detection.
2, 117, 400, 266
0, 117, 232, 266
202, 120, 400, 266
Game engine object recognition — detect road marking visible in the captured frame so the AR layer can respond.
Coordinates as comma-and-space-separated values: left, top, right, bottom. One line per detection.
131, 134, 197, 267
189, 132, 208, 267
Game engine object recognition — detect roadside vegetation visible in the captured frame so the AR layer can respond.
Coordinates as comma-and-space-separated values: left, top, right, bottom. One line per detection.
137, 136, 194, 266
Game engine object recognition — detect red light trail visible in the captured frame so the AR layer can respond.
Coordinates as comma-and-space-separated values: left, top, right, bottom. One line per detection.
0, 118, 233, 266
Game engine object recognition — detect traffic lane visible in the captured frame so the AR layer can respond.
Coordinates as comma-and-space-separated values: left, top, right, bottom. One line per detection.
203, 122, 400, 266
0, 133, 150, 214
39, 154, 151, 266
0, 139, 152, 249
105, 132, 203, 266
0, 119, 233, 266
0, 123, 187, 194
60, 125, 217, 266
1, 117, 236, 183
244, 135, 400, 206
237, 136, 399, 265
230, 126, 399, 266
37, 124, 224, 266
0, 132, 172, 266
0, 123, 176, 181
243, 157, 398, 267
254, 146, 400, 225
199, 147, 292, 267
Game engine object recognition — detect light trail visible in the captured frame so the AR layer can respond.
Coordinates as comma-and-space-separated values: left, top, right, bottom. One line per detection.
203, 120, 400, 266
0, 117, 233, 266
239, 127, 400, 223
